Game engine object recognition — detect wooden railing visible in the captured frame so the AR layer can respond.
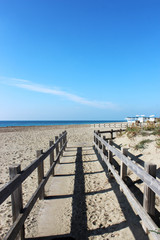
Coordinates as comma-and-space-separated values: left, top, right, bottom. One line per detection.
93, 122, 128, 129
0, 131, 67, 240
94, 131, 160, 240
97, 129, 125, 140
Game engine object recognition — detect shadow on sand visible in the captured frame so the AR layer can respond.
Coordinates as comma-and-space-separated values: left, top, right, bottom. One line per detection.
26, 145, 150, 240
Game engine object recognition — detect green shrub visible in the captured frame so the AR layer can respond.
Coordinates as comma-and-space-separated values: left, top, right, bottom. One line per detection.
143, 121, 156, 131
125, 125, 141, 138
152, 126, 160, 136
156, 139, 160, 148
134, 139, 153, 150
141, 131, 150, 136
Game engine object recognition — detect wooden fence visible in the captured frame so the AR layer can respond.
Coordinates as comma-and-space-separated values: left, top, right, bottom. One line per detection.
94, 131, 160, 240
0, 131, 67, 240
93, 122, 128, 129
97, 129, 125, 140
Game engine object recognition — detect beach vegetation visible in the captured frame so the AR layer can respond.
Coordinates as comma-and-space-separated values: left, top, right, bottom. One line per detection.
152, 125, 160, 136
125, 125, 141, 138
143, 121, 156, 131
141, 131, 150, 136
117, 130, 125, 137
156, 139, 160, 148
134, 139, 153, 150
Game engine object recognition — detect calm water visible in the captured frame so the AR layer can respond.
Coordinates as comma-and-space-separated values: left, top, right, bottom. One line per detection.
0, 120, 125, 127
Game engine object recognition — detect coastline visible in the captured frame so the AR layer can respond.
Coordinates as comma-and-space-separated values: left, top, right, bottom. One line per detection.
0, 121, 127, 133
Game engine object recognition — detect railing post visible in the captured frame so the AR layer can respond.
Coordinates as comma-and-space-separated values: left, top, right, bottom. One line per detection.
63, 132, 67, 150
59, 134, 62, 162
108, 140, 113, 164
66, 132, 67, 149
9, 164, 24, 240
63, 132, 65, 150
55, 136, 59, 157
111, 129, 113, 139
143, 163, 156, 232
49, 141, 54, 176
96, 131, 98, 146
98, 133, 102, 149
37, 150, 45, 200
59, 134, 62, 150
103, 136, 106, 155
94, 131, 96, 143
120, 148, 128, 191
120, 148, 128, 180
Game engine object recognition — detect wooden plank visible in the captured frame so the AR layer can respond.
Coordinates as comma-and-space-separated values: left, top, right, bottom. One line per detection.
110, 129, 113, 139
108, 140, 113, 164
59, 134, 62, 150
55, 136, 59, 157
143, 163, 156, 217
49, 141, 54, 176
94, 143, 160, 240
9, 165, 24, 240
94, 132, 160, 197
0, 131, 67, 205
97, 130, 125, 134
98, 133, 102, 149
59, 134, 62, 162
37, 150, 44, 200
3, 140, 67, 240
120, 148, 128, 181
102, 136, 106, 155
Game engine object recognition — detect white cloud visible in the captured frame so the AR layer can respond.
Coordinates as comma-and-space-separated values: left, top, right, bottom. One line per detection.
0, 76, 116, 109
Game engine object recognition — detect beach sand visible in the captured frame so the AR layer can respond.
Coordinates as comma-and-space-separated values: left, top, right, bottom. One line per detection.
0, 123, 158, 239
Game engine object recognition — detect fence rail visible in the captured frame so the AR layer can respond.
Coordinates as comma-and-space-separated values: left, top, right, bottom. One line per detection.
94, 131, 160, 240
93, 122, 128, 129
97, 129, 125, 140
0, 131, 67, 240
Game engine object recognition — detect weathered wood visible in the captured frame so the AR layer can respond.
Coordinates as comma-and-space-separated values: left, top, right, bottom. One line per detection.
120, 148, 128, 181
59, 134, 62, 162
94, 131, 96, 143
59, 134, 62, 150
94, 132, 160, 198
108, 140, 113, 164
102, 136, 106, 155
97, 129, 125, 134
62, 132, 65, 146
0, 131, 66, 205
94, 143, 160, 240
37, 150, 44, 200
55, 136, 59, 157
3, 138, 67, 240
98, 133, 102, 149
111, 129, 113, 139
120, 148, 128, 191
143, 163, 156, 217
96, 131, 98, 145
9, 165, 24, 240
49, 141, 54, 176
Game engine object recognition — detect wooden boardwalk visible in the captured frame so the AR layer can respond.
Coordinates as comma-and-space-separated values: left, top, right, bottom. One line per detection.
26, 142, 149, 240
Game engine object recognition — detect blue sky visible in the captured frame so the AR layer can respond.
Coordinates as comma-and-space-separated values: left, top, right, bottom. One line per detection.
0, 0, 160, 120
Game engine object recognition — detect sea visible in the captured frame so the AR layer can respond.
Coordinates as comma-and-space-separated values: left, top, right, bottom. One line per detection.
0, 120, 126, 128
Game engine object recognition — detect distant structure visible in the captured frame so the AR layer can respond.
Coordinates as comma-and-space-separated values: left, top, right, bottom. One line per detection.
126, 115, 156, 124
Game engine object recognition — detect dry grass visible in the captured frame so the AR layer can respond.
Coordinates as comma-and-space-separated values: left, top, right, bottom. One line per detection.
125, 125, 141, 139
134, 139, 153, 150
156, 139, 160, 148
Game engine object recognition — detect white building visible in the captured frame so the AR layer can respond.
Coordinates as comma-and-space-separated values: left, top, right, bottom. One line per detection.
126, 115, 156, 124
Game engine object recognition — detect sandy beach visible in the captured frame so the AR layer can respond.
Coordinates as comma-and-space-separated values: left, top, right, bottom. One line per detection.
0, 123, 159, 240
